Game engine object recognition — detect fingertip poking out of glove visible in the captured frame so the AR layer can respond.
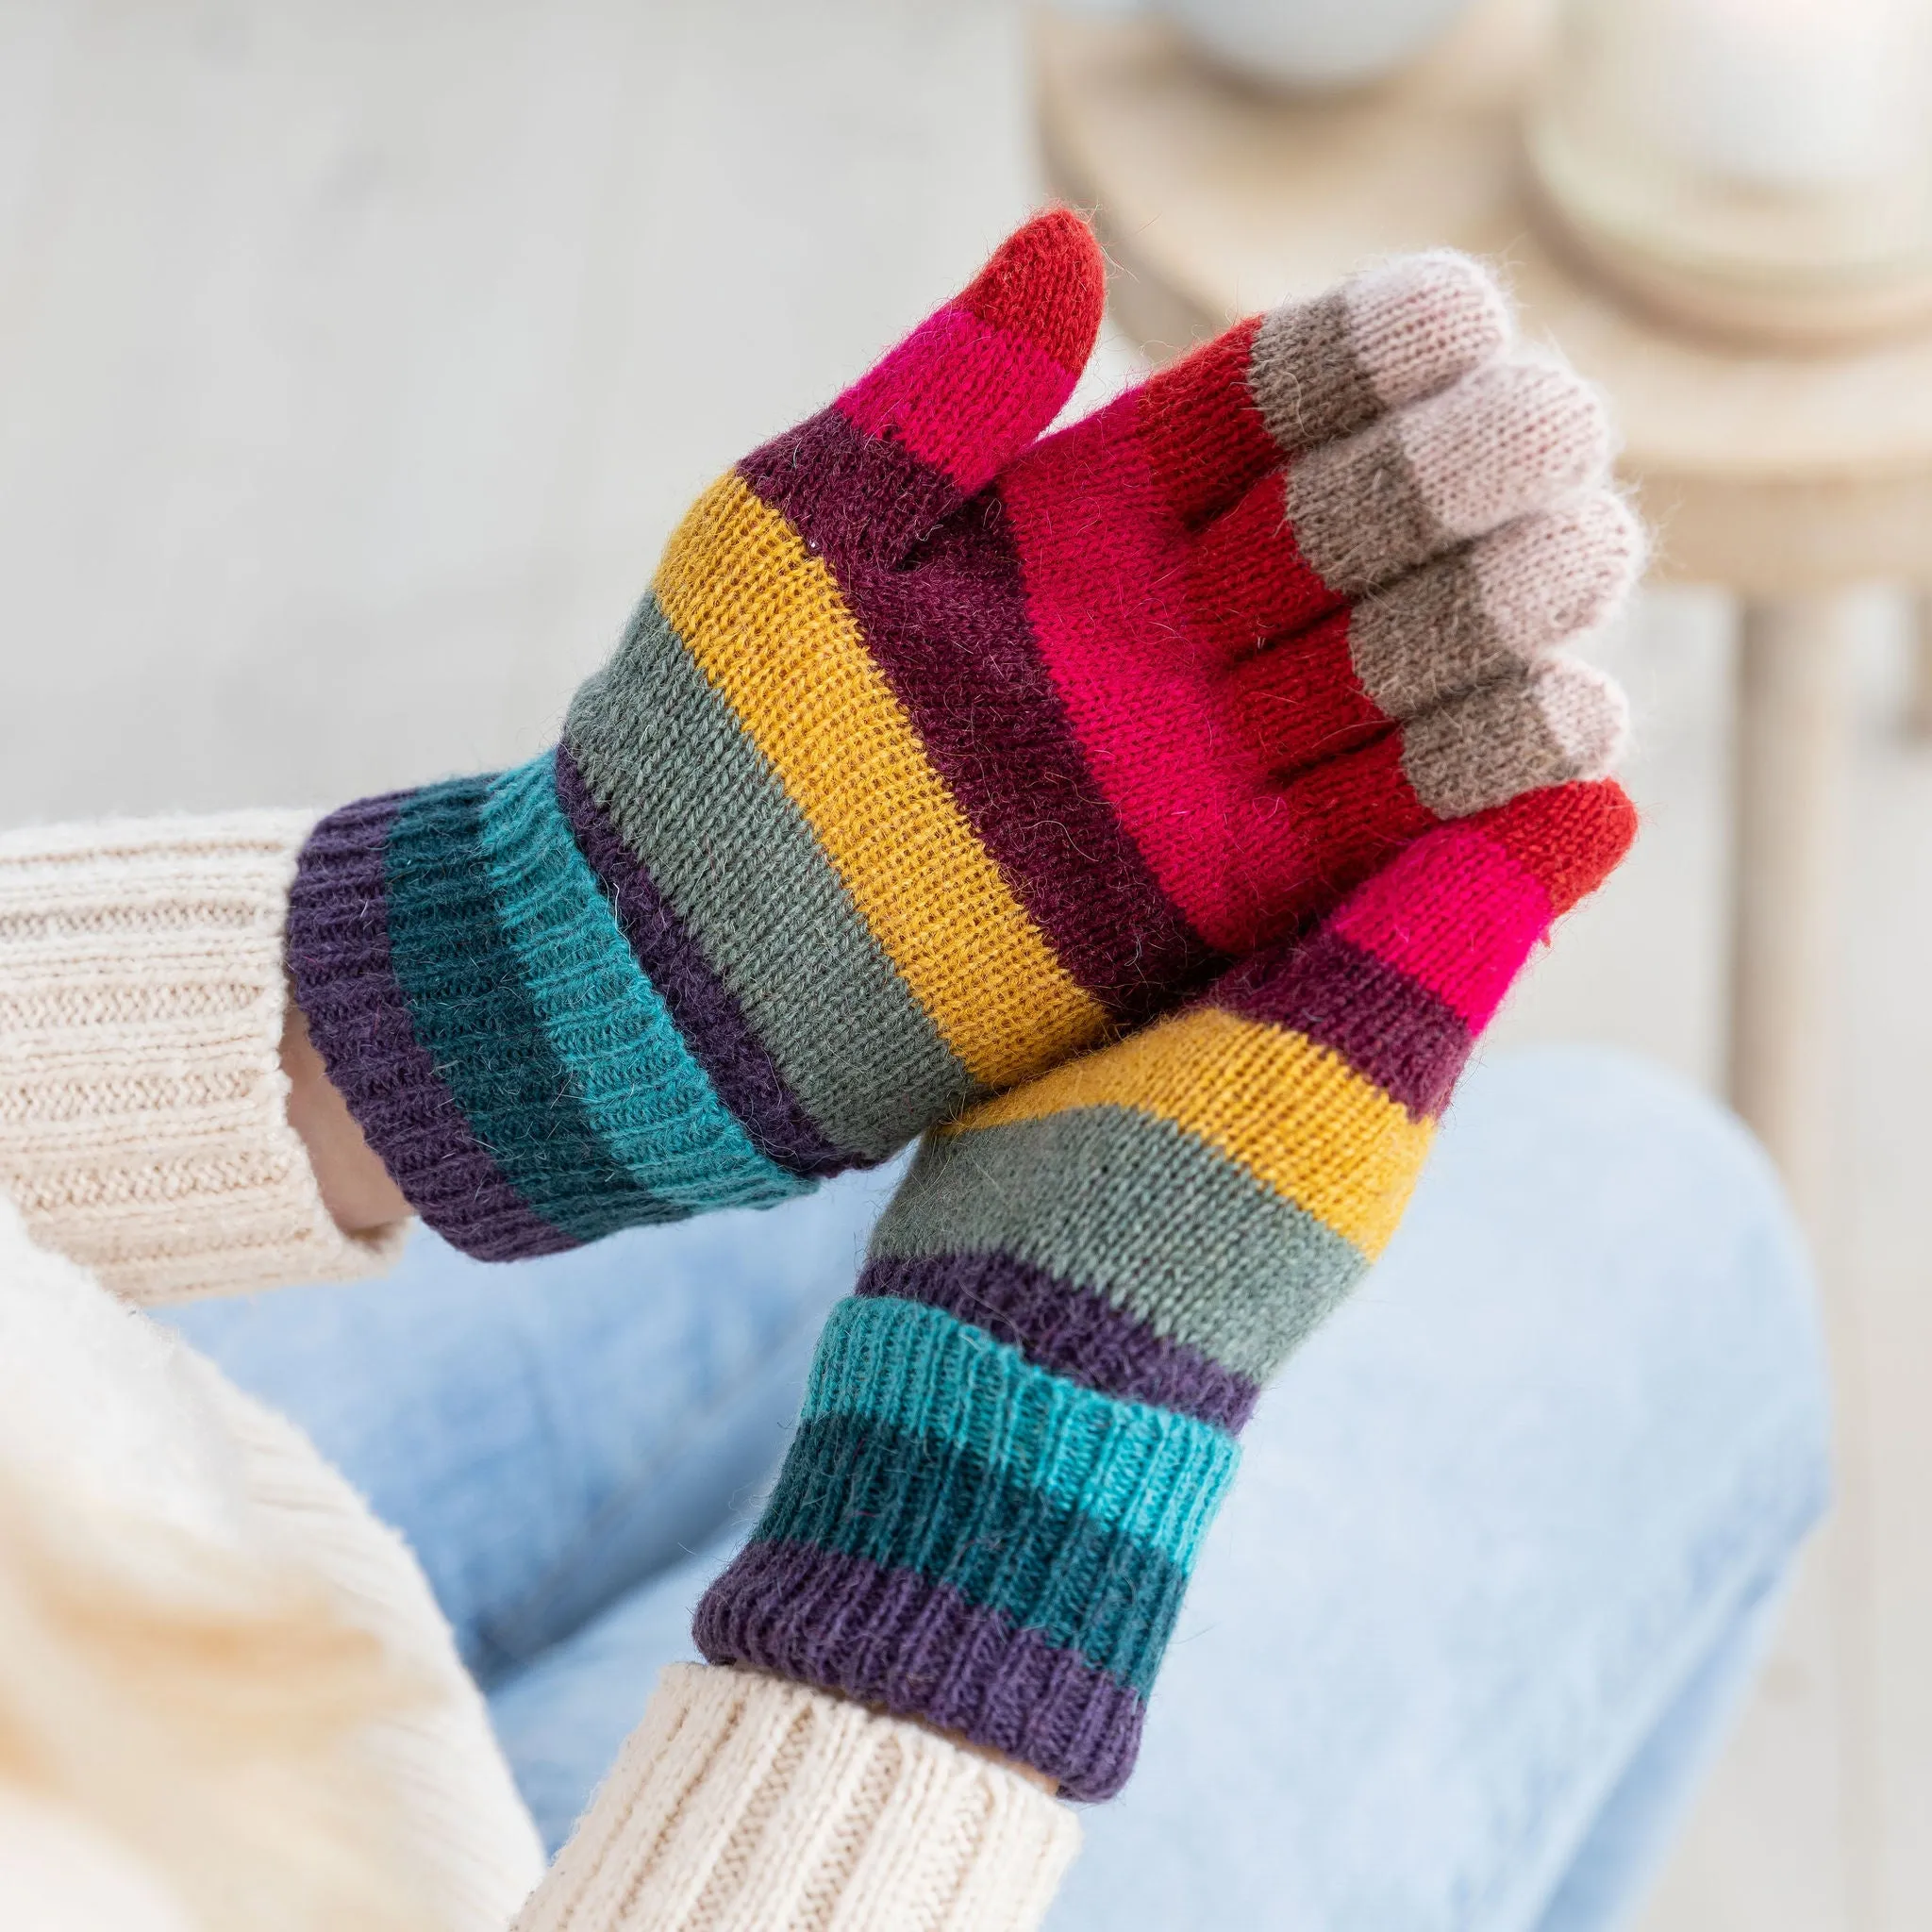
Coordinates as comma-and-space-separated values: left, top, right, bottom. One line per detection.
287, 210, 1641, 1290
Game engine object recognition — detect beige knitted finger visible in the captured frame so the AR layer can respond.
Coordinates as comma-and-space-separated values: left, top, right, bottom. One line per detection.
1349, 491, 1645, 721
1246, 251, 1513, 457
1401, 658, 1631, 819
1286, 356, 1613, 595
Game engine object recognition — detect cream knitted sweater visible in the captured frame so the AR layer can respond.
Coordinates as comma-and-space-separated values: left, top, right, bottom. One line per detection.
0, 812, 1079, 1932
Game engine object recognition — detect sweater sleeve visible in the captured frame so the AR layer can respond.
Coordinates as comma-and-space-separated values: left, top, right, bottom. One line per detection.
0, 812, 406, 1302
515, 1662, 1078, 1932
0, 812, 1080, 1928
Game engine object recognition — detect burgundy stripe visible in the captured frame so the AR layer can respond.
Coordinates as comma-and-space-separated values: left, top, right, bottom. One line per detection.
740, 408, 965, 575
286, 794, 574, 1259
553, 745, 856, 1178
1212, 929, 1474, 1120
858, 1251, 1256, 1432
693, 1538, 1146, 1802
741, 408, 1222, 1024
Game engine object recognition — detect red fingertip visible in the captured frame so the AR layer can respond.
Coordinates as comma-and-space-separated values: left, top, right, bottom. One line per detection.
958, 208, 1106, 376
1475, 780, 1638, 916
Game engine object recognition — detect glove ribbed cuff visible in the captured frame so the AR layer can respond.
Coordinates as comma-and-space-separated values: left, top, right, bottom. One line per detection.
695, 1296, 1237, 1800
286, 758, 814, 1262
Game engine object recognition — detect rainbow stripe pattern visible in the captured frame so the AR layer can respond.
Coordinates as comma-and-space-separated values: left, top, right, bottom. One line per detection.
693, 782, 1637, 1799
285, 215, 1134, 1257
285, 209, 1570, 1261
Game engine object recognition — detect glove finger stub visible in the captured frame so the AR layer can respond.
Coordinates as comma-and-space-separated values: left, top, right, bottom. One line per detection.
1339, 490, 1642, 724
1221, 489, 1640, 780
1399, 658, 1630, 820
1130, 250, 1514, 532
1248, 250, 1517, 455
1285, 358, 1612, 597
1220, 644, 1629, 950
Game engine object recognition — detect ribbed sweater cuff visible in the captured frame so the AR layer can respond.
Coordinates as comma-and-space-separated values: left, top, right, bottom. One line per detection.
0, 812, 406, 1303
515, 1663, 1078, 1932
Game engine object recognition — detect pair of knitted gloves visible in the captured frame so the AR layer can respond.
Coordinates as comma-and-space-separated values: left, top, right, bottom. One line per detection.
290, 212, 1641, 1801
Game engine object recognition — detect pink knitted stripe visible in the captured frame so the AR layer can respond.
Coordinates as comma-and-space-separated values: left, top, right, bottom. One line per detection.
1001, 413, 1277, 951
1327, 822, 1554, 1029
836, 306, 1080, 494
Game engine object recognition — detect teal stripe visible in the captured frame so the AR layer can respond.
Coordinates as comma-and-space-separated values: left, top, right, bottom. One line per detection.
565, 591, 976, 1161
801, 1297, 1237, 1579
870, 1106, 1366, 1386
760, 1413, 1191, 1695
385, 774, 673, 1242
753, 1295, 1239, 1693
475, 756, 808, 1214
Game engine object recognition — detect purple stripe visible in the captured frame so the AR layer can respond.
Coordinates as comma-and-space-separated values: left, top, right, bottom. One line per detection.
739, 408, 966, 575
693, 1538, 1146, 1802
858, 1251, 1256, 1432
740, 410, 1223, 1026
286, 793, 575, 1259
552, 745, 855, 1178
1212, 929, 1474, 1120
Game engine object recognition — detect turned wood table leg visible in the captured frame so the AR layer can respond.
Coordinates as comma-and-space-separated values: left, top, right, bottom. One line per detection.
1727, 592, 1856, 1225
1907, 592, 1932, 739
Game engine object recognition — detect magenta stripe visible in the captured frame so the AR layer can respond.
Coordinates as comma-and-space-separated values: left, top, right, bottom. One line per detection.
835, 304, 1080, 491
1211, 929, 1474, 1121
740, 408, 1222, 1024
858, 1251, 1257, 1431
1328, 822, 1554, 1028
693, 1538, 1146, 1801
286, 794, 574, 1259
553, 746, 856, 1178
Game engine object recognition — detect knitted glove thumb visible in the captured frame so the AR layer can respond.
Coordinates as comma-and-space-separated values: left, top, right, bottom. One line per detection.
284, 212, 1104, 1260
286, 213, 1622, 1267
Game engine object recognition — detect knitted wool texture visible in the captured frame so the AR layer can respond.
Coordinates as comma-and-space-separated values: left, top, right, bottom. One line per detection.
694, 780, 1639, 1800
514, 1664, 1077, 1932
288, 211, 1635, 1260
0, 821, 1065, 1932
0, 813, 403, 1303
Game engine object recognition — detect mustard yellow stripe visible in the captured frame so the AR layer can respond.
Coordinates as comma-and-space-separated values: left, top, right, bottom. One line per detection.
948, 1008, 1432, 1257
654, 472, 1106, 1088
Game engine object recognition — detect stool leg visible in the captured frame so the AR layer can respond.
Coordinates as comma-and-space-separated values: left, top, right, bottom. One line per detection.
1908, 591, 1932, 739
1727, 593, 1855, 1229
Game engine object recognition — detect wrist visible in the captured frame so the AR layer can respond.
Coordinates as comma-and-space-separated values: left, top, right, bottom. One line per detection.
279, 986, 410, 1237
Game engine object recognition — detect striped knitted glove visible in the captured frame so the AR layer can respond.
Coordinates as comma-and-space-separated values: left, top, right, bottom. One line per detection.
693, 778, 1639, 1800
288, 210, 1637, 1260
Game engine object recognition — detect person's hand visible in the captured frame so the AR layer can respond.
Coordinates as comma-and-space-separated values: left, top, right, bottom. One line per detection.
694, 775, 1637, 1798
285, 211, 1636, 1260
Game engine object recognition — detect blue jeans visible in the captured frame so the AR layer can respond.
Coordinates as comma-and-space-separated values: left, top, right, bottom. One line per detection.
162, 1047, 1830, 1932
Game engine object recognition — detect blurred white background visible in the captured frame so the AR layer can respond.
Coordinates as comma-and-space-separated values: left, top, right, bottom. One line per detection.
2, 3, 1929, 1926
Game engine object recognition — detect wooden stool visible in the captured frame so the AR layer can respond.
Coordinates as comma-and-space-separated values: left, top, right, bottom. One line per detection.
1035, 0, 1932, 1224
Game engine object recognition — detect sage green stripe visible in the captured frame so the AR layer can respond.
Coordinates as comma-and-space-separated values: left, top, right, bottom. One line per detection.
565, 591, 974, 1162
870, 1106, 1367, 1386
